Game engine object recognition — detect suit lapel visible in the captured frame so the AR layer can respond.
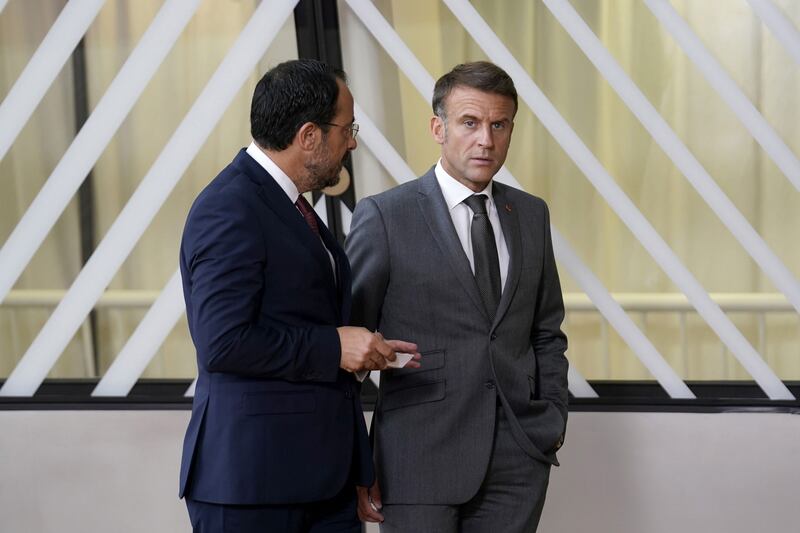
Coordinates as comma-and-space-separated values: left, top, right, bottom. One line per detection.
417, 170, 490, 321
492, 182, 522, 329
319, 222, 350, 324
233, 150, 338, 302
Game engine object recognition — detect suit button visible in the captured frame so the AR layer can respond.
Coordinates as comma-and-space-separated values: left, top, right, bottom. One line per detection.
484, 381, 495, 390
490, 333, 497, 340
345, 390, 353, 399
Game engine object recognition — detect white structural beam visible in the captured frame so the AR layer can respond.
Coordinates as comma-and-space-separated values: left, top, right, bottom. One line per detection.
343, 0, 434, 98
440, 0, 791, 400
0, 0, 8, 16
355, 102, 600, 398
0, 0, 105, 161
0, 0, 202, 304
92, 271, 184, 397
644, 0, 800, 191
353, 103, 420, 183
542, 0, 800, 314
549, 225, 692, 398
0, 0, 299, 397
748, 0, 800, 66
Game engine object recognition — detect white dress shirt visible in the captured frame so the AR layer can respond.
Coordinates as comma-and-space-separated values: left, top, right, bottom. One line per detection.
435, 160, 510, 292
246, 142, 335, 275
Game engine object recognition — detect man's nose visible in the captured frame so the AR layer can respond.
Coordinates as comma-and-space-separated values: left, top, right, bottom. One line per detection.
477, 125, 494, 148
348, 136, 358, 150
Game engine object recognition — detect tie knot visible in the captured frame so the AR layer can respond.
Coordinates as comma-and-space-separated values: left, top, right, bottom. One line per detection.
463, 194, 489, 215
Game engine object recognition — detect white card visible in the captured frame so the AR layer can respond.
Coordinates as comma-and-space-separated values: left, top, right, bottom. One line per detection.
386, 352, 414, 368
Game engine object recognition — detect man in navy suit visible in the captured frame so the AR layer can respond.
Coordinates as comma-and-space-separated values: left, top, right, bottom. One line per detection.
178, 59, 419, 532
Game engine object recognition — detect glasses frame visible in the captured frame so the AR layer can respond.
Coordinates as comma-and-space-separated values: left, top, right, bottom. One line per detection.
321, 121, 359, 140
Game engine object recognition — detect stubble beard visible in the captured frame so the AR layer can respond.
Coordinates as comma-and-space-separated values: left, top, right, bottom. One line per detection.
303, 142, 342, 192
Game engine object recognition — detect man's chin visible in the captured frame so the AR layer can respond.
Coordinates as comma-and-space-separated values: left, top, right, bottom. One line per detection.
323, 172, 341, 189
466, 171, 496, 188
308, 170, 341, 192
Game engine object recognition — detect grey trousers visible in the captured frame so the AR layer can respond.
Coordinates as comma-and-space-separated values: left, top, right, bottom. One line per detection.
379, 406, 552, 533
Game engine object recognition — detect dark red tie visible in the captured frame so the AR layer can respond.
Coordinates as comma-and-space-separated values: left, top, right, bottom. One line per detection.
295, 195, 320, 236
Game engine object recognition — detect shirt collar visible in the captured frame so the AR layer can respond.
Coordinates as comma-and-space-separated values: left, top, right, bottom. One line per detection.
246, 141, 300, 204
434, 159, 494, 211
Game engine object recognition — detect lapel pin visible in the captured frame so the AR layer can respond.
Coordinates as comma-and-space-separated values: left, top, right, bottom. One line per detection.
505, 204, 512, 213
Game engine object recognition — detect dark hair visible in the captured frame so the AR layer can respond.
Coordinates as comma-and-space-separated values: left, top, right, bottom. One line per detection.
250, 59, 347, 151
432, 61, 517, 119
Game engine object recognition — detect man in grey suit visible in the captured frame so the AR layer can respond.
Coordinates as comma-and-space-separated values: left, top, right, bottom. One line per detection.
346, 61, 568, 532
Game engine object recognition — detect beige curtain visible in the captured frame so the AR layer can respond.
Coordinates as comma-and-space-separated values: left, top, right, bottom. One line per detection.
0, 0, 86, 378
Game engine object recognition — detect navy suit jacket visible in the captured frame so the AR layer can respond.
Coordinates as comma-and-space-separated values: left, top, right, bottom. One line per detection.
178, 149, 373, 505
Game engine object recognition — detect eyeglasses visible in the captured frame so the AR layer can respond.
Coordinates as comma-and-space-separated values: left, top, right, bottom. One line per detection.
321, 121, 359, 140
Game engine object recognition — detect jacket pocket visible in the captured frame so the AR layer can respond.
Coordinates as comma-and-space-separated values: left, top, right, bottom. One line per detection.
381, 380, 445, 412
522, 399, 566, 453
389, 349, 445, 377
243, 390, 316, 415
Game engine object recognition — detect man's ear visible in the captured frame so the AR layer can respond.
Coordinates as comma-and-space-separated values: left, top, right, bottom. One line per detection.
296, 122, 320, 151
430, 115, 446, 145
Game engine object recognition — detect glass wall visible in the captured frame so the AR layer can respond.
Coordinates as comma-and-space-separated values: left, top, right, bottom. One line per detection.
0, 0, 298, 379
1, 0, 798, 385
340, 0, 800, 381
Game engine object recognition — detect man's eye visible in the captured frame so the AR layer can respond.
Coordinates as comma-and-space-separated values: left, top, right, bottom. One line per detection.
464, 120, 475, 128
492, 122, 505, 130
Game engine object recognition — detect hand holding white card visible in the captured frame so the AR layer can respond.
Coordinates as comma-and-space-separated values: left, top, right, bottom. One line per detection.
353, 352, 416, 382
385, 352, 414, 369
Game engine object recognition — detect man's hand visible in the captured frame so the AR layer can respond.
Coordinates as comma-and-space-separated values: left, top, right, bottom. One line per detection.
356, 481, 384, 523
386, 339, 422, 369
338, 327, 419, 372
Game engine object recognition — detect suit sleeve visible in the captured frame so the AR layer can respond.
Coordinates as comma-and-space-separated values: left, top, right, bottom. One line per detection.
531, 201, 569, 422
183, 190, 340, 383
345, 197, 390, 332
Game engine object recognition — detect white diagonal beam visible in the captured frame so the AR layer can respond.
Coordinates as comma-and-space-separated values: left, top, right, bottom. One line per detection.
0, 0, 8, 16
748, 0, 800, 66
543, 0, 800, 314
0, 0, 299, 397
0, 0, 202, 304
92, 270, 184, 397
548, 224, 691, 398
644, 0, 800, 191
441, 0, 791, 400
0, 0, 105, 161
343, 0, 434, 99
355, 101, 600, 398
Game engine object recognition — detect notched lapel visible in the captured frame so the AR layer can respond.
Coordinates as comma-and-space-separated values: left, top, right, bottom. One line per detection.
492, 183, 522, 329
417, 172, 490, 321
235, 151, 337, 290
319, 222, 350, 324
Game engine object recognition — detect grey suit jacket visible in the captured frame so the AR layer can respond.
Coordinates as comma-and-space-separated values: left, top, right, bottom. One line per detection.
346, 168, 568, 505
